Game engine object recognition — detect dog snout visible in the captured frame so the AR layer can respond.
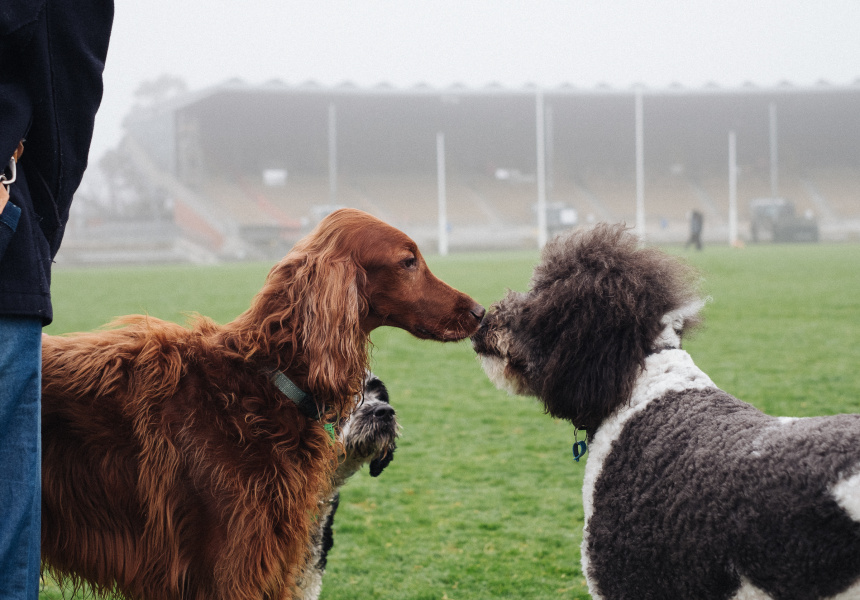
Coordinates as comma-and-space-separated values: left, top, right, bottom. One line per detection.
471, 318, 492, 353
373, 404, 395, 420
469, 302, 486, 323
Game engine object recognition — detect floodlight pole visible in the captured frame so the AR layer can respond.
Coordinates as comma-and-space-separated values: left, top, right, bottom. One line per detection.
536, 89, 548, 249
769, 102, 778, 198
635, 87, 645, 242
436, 131, 449, 256
728, 130, 738, 246
546, 104, 554, 198
328, 102, 337, 205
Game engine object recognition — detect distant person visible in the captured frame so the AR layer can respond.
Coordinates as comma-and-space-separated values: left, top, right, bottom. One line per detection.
686, 209, 704, 251
0, 2, 113, 598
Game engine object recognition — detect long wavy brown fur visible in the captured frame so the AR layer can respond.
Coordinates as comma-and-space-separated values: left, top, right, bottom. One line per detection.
41, 208, 484, 600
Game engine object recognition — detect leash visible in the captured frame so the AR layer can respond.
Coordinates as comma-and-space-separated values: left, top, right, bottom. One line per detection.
269, 369, 336, 441
572, 428, 588, 463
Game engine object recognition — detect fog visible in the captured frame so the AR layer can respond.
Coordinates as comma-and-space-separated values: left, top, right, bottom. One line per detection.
94, 0, 860, 162
54, 0, 860, 263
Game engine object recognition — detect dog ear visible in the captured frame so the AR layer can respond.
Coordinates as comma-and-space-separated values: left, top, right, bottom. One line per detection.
294, 252, 369, 417
236, 249, 370, 418
369, 442, 395, 477
532, 303, 650, 431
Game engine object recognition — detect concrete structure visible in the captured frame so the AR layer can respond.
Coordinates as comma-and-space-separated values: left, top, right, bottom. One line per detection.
62, 80, 860, 263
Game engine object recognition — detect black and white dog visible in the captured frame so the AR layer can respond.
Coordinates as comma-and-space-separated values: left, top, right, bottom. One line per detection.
293, 373, 399, 600
472, 224, 860, 600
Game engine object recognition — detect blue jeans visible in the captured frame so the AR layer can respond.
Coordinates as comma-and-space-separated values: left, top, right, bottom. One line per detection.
0, 317, 41, 600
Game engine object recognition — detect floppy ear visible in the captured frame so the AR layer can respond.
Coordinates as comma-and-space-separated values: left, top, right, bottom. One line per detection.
530, 295, 651, 431
233, 247, 370, 418
292, 252, 369, 417
369, 442, 396, 477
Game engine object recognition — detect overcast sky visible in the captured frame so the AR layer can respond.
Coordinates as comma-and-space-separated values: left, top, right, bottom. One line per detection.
91, 0, 860, 161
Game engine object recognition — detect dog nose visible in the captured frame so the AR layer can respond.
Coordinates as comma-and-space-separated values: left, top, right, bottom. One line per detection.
470, 303, 486, 322
373, 405, 395, 419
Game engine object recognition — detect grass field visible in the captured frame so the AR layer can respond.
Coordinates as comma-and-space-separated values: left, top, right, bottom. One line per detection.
40, 242, 860, 599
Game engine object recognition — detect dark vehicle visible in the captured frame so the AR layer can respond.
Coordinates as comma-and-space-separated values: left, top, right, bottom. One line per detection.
750, 198, 819, 243
536, 201, 578, 235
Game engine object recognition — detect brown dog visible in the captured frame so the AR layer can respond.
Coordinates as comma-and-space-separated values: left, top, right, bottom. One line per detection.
41, 208, 484, 600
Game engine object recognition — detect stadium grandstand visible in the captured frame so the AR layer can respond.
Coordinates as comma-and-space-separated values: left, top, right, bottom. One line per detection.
61, 80, 860, 263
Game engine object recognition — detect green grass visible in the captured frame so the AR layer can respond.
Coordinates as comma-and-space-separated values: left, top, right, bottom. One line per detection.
41, 243, 860, 599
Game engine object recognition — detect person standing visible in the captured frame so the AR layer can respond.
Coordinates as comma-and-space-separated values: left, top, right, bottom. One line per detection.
686, 209, 704, 251
0, 2, 113, 598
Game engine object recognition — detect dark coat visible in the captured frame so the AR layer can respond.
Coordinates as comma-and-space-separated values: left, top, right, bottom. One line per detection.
0, 0, 113, 324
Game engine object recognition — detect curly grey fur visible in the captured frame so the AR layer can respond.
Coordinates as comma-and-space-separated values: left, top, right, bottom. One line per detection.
472, 223, 701, 430
472, 224, 860, 599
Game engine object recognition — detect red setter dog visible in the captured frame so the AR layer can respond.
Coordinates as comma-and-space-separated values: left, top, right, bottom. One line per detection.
41, 208, 484, 600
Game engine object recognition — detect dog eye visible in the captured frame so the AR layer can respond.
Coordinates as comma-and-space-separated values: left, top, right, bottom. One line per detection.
401, 256, 417, 270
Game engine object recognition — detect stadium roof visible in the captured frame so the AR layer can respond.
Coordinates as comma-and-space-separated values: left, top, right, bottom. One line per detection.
141, 77, 860, 117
